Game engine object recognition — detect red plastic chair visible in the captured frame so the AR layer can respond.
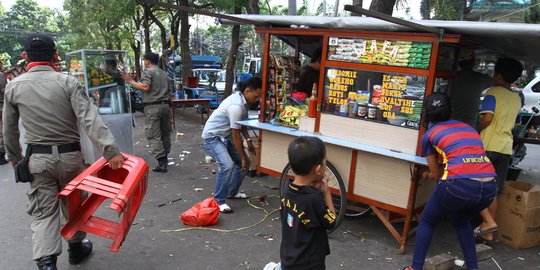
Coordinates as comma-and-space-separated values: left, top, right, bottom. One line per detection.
58, 153, 148, 253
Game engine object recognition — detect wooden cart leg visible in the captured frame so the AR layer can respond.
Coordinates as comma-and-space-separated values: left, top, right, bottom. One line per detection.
371, 206, 403, 245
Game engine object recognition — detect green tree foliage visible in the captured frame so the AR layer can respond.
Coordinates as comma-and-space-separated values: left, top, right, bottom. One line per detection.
525, 0, 540, 23
420, 0, 476, 20
64, 0, 135, 50
0, 0, 67, 65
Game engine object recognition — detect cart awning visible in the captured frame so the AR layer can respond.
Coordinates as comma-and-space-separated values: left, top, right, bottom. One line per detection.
220, 15, 540, 64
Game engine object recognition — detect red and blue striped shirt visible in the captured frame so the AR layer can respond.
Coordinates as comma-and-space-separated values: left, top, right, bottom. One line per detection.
421, 120, 496, 180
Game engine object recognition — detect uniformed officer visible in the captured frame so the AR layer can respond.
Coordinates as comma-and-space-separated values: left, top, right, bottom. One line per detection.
0, 62, 9, 165
3, 32, 125, 270
121, 52, 172, 172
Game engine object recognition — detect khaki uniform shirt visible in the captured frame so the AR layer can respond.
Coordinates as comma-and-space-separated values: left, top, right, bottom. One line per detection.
140, 65, 169, 103
3, 65, 120, 162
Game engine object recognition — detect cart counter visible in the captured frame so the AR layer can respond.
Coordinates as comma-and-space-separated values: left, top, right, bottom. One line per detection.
238, 119, 427, 166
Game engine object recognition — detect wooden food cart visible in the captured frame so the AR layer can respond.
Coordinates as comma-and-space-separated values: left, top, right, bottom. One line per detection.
221, 14, 540, 252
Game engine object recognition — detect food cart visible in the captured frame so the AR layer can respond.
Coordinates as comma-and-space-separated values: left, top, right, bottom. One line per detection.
66, 49, 134, 163
220, 14, 540, 252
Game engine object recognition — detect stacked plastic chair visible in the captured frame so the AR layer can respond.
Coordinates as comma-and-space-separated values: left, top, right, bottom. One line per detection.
58, 153, 148, 252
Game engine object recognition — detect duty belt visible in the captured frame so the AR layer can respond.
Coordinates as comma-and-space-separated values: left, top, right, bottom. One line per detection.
144, 100, 171, 107
29, 142, 81, 154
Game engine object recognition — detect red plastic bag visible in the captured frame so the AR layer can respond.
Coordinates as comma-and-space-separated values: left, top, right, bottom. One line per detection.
180, 197, 220, 226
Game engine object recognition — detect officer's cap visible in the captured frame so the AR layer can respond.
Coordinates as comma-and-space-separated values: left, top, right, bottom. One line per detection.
24, 32, 56, 52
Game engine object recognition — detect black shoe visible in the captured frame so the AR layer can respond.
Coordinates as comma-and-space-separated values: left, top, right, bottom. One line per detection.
36, 255, 57, 270
68, 239, 93, 265
0, 153, 8, 165
152, 157, 168, 173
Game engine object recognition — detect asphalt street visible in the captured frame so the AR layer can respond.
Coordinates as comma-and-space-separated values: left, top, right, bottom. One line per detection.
1, 109, 539, 270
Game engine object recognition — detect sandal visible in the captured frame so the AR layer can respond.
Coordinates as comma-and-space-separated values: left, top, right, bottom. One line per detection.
474, 225, 499, 236
475, 233, 496, 245
219, 203, 233, 213
402, 267, 414, 270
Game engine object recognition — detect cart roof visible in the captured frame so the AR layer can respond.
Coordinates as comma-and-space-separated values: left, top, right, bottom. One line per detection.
220, 15, 540, 64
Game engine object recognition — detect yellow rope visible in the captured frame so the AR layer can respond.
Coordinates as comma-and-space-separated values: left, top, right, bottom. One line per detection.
160, 195, 281, 233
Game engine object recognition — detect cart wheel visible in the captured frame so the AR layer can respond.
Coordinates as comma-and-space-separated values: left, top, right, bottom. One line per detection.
345, 201, 372, 218
279, 161, 347, 234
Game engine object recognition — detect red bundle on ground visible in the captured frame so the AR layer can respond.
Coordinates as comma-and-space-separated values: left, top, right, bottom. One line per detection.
180, 197, 220, 226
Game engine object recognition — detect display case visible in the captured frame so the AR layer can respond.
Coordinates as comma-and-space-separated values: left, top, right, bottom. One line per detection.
66, 49, 133, 163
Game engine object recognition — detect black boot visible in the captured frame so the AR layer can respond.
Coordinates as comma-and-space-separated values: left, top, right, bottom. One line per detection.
152, 157, 168, 173
0, 152, 8, 165
68, 239, 93, 265
36, 255, 57, 270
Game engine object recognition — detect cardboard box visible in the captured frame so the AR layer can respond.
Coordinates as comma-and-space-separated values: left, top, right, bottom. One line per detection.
496, 181, 540, 249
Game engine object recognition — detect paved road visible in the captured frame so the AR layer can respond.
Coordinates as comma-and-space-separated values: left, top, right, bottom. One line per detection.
1, 110, 539, 269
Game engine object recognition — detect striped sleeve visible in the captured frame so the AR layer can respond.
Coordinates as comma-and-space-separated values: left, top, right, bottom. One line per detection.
421, 131, 435, 157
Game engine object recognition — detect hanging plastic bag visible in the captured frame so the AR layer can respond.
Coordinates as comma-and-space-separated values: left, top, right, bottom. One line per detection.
180, 197, 220, 226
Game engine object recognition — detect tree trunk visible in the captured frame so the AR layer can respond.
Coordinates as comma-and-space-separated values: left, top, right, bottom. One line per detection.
420, 0, 430, 19
131, 40, 142, 78
288, 0, 296, 15
351, 0, 363, 16
143, 4, 152, 53
179, 0, 191, 84
148, 10, 168, 51
170, 8, 181, 50
248, 0, 260, 14
225, 24, 241, 97
131, 8, 144, 78
368, 0, 396, 15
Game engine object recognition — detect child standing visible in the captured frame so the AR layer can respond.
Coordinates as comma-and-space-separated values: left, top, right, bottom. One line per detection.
280, 136, 336, 270
476, 57, 524, 244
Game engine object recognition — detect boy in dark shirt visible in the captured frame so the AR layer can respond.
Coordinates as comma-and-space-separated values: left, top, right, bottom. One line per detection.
280, 136, 336, 270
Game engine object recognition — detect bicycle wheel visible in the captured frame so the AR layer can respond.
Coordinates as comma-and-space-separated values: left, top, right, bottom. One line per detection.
279, 161, 347, 233
345, 201, 372, 218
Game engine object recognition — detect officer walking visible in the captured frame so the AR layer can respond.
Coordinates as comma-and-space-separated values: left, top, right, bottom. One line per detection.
3, 33, 125, 270
121, 52, 172, 172
0, 62, 9, 165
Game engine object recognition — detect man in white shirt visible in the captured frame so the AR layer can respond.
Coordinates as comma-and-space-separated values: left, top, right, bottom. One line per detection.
202, 77, 262, 213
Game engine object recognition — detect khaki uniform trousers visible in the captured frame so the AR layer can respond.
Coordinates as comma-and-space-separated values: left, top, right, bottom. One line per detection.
27, 148, 86, 260
144, 104, 172, 159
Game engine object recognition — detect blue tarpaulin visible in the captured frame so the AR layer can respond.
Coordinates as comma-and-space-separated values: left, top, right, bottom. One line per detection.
173, 55, 223, 69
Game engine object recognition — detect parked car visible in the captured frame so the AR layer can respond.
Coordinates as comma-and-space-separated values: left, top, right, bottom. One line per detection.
519, 76, 540, 113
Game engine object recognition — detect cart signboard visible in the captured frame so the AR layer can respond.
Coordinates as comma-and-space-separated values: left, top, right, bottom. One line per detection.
327, 37, 432, 69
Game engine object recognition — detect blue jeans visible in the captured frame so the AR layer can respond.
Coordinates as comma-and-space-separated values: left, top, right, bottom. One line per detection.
203, 137, 249, 205
412, 178, 497, 270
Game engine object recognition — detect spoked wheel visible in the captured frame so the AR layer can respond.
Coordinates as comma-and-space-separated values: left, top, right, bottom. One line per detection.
279, 161, 347, 233
345, 201, 372, 218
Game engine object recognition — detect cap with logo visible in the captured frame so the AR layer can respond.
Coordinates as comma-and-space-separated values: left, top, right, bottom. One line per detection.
24, 32, 56, 52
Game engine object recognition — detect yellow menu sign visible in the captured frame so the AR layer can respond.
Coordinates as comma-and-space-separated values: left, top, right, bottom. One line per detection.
327, 69, 358, 105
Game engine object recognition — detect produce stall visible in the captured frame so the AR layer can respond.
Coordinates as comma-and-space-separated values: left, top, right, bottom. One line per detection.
220, 14, 540, 252
66, 49, 133, 163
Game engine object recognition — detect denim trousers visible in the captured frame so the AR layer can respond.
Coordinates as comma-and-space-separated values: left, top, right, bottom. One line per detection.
412, 178, 497, 270
203, 137, 249, 205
